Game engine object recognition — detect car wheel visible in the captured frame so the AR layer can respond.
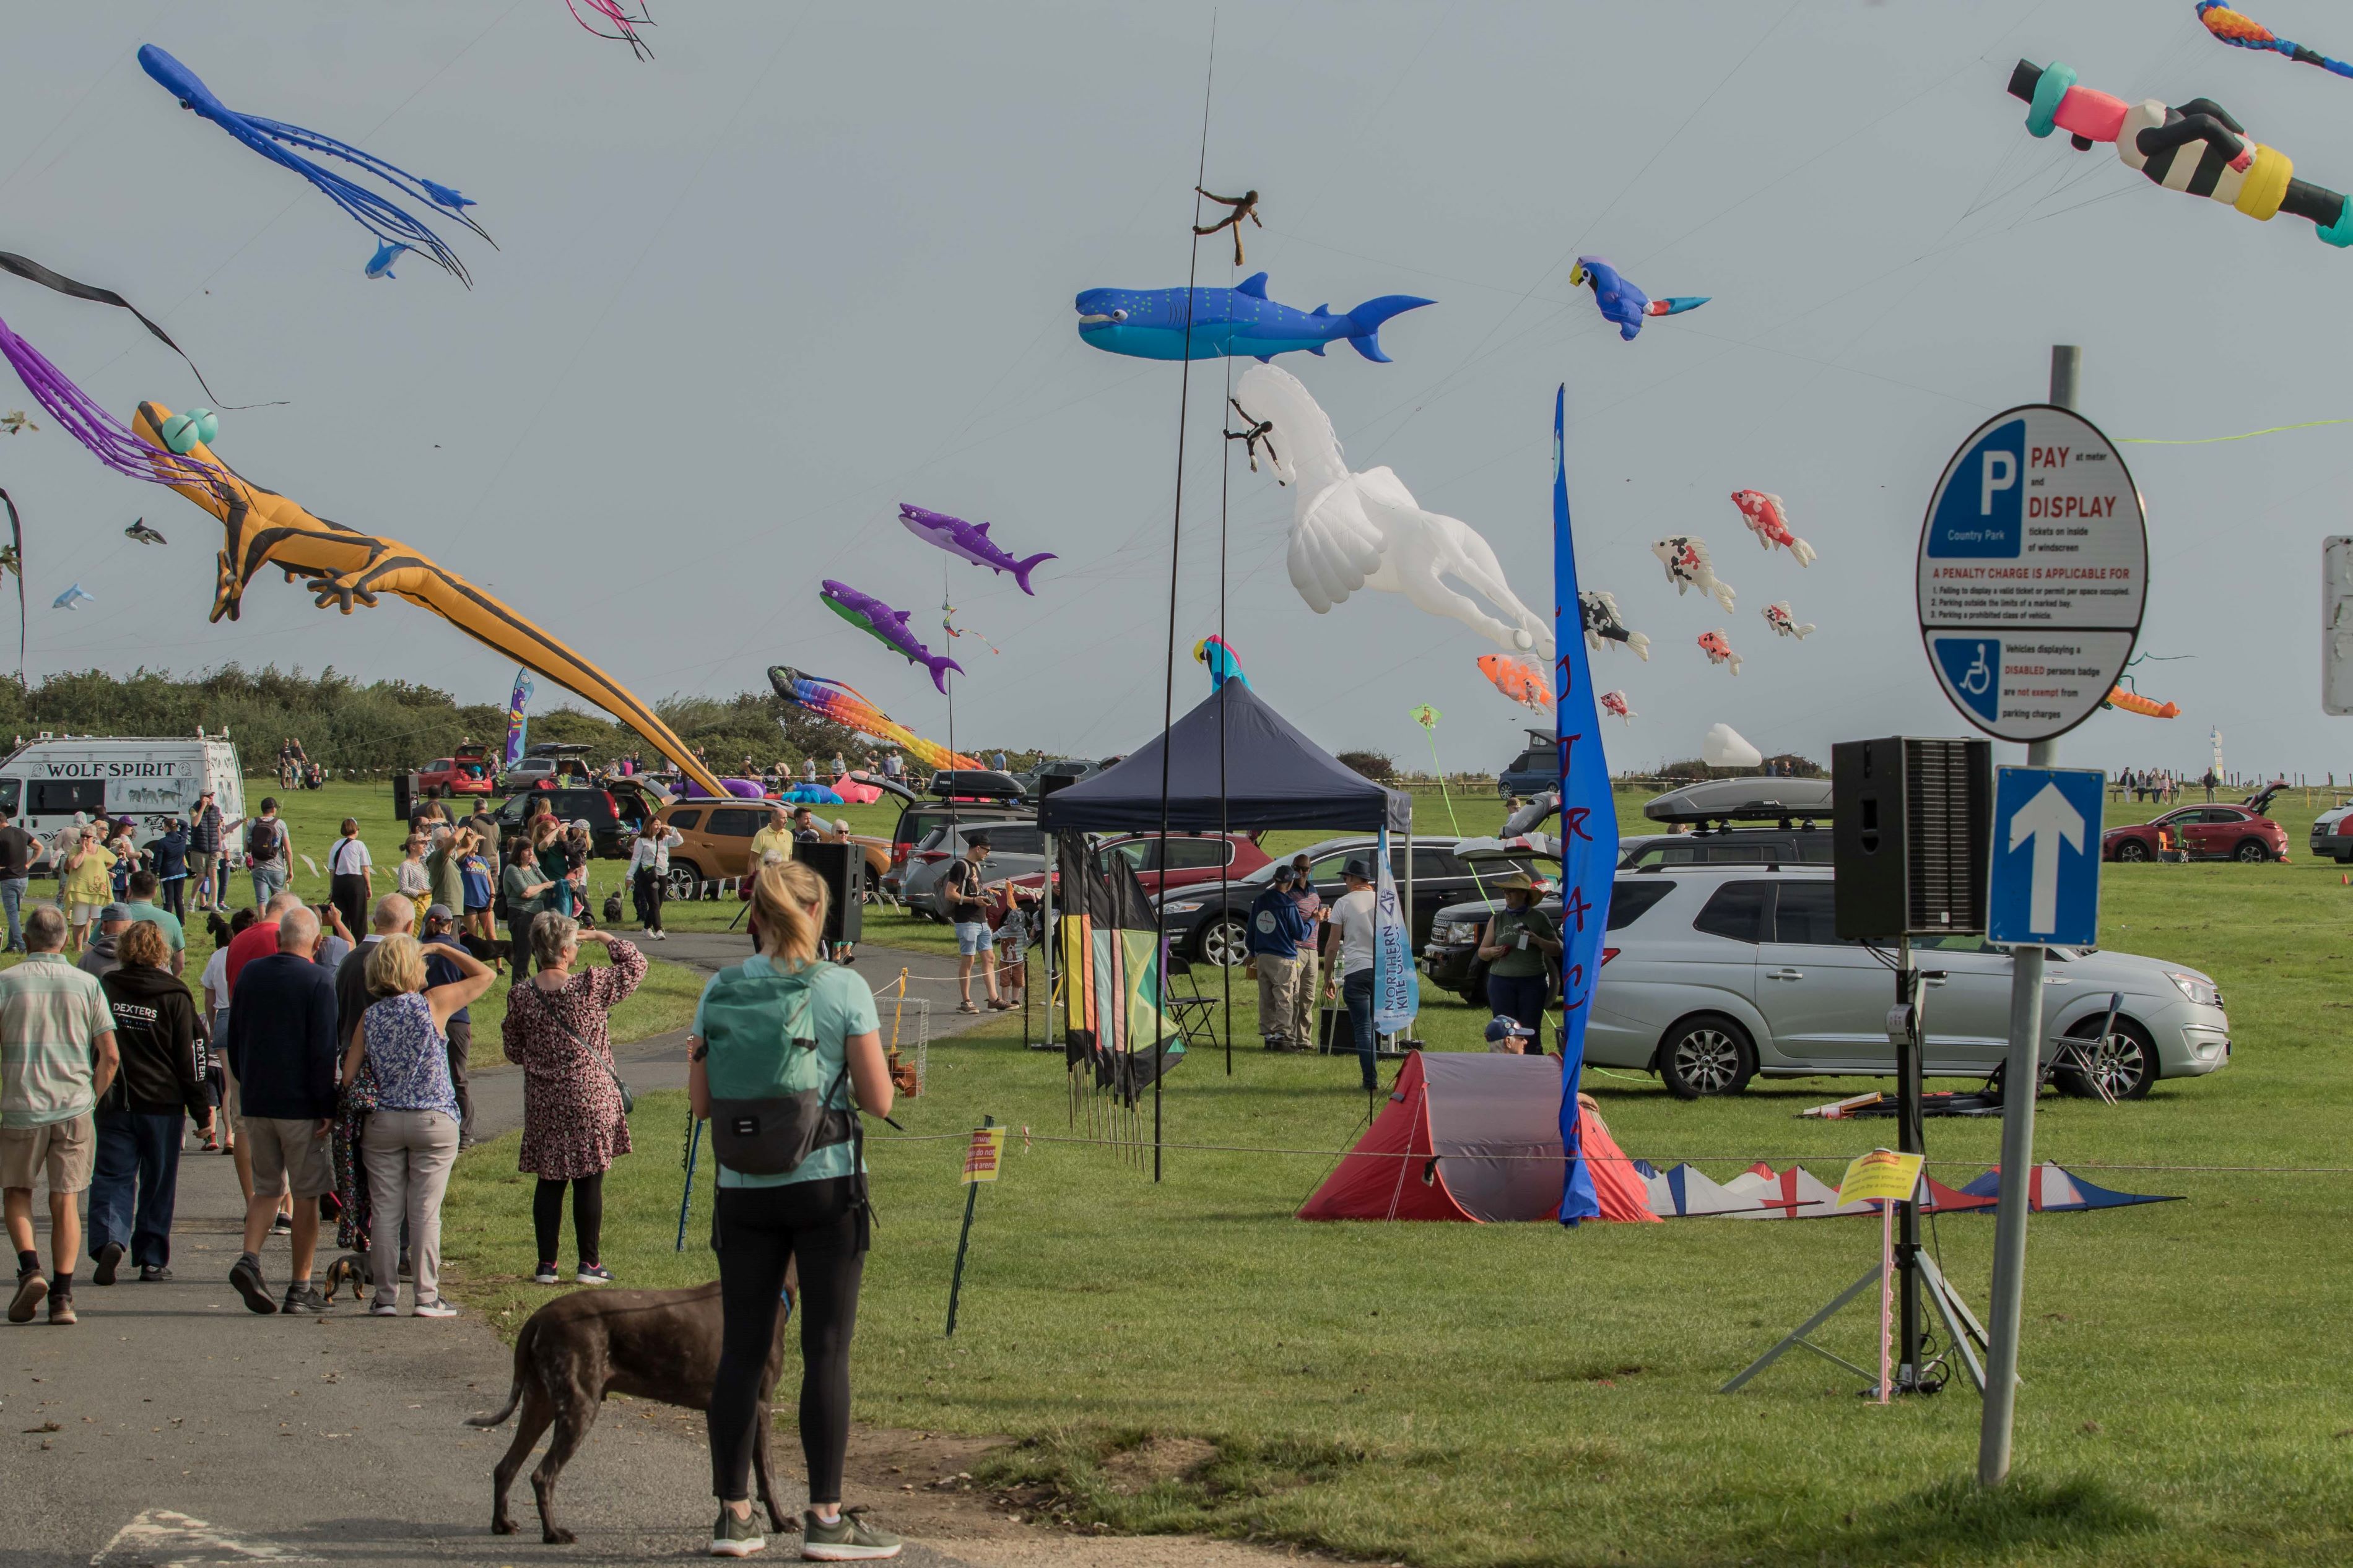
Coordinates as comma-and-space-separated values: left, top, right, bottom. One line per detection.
2113, 839, 2149, 863
1656, 1015, 1755, 1099
2232, 839, 2269, 864
2054, 1017, 2157, 1101
1195, 916, 1248, 969
664, 861, 702, 903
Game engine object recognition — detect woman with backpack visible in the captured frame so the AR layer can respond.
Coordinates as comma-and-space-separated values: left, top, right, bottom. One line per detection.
687, 862, 899, 1561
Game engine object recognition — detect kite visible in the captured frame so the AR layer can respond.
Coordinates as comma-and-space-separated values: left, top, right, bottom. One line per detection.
898, 503, 1055, 594
1729, 490, 1816, 565
124, 519, 167, 546
0, 412, 33, 435
365, 243, 406, 280
2007, 58, 2353, 246
1761, 601, 1814, 639
53, 583, 92, 612
1410, 703, 1440, 731
1702, 723, 1762, 768
1192, 186, 1263, 267
1477, 654, 1551, 711
1653, 536, 1736, 612
0, 250, 239, 405
1697, 630, 1742, 675
2197, 4, 2353, 79
1224, 397, 1277, 471
567, 0, 655, 60
127, 400, 731, 800
940, 597, 999, 656
1568, 257, 1707, 342
1193, 634, 1250, 692
1578, 590, 1650, 660
2104, 686, 2181, 718
1232, 365, 1552, 657
0, 318, 217, 487
1599, 690, 1635, 725
1077, 272, 1433, 363
0, 488, 22, 674
820, 580, 963, 694
767, 666, 982, 774
138, 46, 494, 284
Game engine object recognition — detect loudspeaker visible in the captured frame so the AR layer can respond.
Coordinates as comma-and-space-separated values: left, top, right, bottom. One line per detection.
1832, 736, 1992, 939
391, 774, 412, 823
796, 841, 864, 946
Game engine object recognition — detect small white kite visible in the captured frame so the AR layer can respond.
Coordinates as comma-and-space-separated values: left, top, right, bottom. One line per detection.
1702, 722, 1762, 768
1652, 535, 1736, 613
1762, 601, 1814, 639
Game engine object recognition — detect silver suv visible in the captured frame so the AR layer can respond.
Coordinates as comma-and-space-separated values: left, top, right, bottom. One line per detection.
1589, 865, 2230, 1101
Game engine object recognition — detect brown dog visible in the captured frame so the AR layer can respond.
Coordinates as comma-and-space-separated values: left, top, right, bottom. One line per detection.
469, 1280, 793, 1544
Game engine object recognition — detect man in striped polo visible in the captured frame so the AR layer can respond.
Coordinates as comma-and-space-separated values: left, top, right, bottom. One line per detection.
1, 905, 121, 1326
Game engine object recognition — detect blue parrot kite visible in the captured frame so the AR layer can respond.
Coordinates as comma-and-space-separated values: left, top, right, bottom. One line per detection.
1570, 256, 1708, 342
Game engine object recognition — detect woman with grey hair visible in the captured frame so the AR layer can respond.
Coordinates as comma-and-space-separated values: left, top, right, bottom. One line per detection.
500, 913, 645, 1286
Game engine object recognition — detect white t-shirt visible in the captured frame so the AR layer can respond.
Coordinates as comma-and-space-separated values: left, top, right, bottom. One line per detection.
1328, 888, 1380, 977
200, 946, 231, 1032
331, 837, 372, 877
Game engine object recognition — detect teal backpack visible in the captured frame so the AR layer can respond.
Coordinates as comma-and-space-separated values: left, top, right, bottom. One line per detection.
700, 959, 855, 1177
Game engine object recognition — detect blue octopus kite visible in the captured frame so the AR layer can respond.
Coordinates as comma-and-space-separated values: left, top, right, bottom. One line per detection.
138, 45, 492, 285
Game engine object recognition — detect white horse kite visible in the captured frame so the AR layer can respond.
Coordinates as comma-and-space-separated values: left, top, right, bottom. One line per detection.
1233, 365, 1551, 660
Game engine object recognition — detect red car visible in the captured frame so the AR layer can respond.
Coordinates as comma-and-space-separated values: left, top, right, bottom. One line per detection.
2102, 803, 2285, 864
413, 743, 495, 799
1004, 830, 1270, 900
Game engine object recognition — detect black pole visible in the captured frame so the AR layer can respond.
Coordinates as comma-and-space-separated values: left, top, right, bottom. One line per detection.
944, 1114, 994, 1336
1896, 942, 1924, 1388
1218, 352, 1232, 1076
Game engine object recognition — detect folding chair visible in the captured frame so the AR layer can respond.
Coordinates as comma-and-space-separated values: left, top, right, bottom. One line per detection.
1160, 952, 1224, 1052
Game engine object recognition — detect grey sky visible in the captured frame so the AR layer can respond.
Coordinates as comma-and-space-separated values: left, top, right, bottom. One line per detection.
0, 2, 2342, 779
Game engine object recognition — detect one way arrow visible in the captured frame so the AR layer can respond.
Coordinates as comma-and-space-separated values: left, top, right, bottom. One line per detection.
2009, 781, 2086, 937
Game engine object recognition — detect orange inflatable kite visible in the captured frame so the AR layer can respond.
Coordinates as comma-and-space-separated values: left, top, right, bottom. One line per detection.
130, 401, 729, 800
2103, 686, 2180, 719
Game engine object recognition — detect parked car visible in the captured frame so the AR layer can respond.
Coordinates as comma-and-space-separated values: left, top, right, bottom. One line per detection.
1155, 836, 1495, 968
2312, 801, 2353, 861
646, 799, 887, 899
884, 800, 1032, 898
901, 821, 1052, 919
2102, 803, 2284, 863
1097, 830, 1271, 894
1497, 730, 1558, 800
1016, 756, 1110, 795
412, 743, 496, 799
487, 783, 655, 860
1585, 865, 2229, 1101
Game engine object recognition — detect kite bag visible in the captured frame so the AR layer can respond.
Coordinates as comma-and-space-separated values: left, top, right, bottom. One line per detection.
700, 959, 854, 1176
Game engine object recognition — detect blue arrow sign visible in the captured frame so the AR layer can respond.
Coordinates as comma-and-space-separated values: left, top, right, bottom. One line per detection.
1988, 766, 2105, 947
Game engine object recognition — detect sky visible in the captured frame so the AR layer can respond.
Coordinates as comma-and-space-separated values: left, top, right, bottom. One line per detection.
2, 1, 2351, 781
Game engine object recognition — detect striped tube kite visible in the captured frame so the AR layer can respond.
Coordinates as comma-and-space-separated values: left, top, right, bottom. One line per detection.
129, 401, 728, 800
766, 665, 981, 774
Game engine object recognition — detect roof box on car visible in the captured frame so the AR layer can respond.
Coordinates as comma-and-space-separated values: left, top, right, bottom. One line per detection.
1643, 776, 1832, 826
928, 769, 1027, 802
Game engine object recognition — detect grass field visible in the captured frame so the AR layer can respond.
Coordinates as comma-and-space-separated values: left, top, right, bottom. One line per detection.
426, 776, 2353, 1566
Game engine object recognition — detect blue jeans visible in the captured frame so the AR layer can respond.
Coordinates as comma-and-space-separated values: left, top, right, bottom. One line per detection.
0, 877, 25, 950
88, 1109, 186, 1269
252, 862, 287, 908
1487, 972, 1550, 1035
1342, 969, 1378, 1091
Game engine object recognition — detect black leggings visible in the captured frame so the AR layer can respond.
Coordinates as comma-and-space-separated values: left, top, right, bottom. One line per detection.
632, 867, 665, 932
707, 1176, 865, 1505
531, 1174, 603, 1267
330, 872, 368, 937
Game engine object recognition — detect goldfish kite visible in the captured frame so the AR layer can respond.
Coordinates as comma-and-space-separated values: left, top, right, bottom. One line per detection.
1729, 490, 1816, 565
2104, 686, 2181, 718
1697, 630, 1742, 675
820, 579, 962, 694
898, 503, 1055, 594
2197, 4, 2353, 79
2007, 58, 2353, 247
1653, 536, 1737, 613
767, 666, 981, 774
1477, 654, 1551, 711
567, 0, 655, 60
139, 46, 493, 283
1761, 601, 1813, 639
1194, 634, 1250, 692
52, 583, 92, 612
1077, 272, 1433, 363
1232, 365, 1551, 657
1578, 590, 1650, 660
1568, 257, 1707, 342
124, 519, 167, 546
1599, 690, 1635, 725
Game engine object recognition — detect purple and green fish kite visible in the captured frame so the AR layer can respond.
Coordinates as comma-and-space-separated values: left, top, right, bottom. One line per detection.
820, 579, 963, 694
897, 503, 1055, 595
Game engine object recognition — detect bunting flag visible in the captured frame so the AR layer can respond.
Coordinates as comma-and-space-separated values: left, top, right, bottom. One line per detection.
1055, 836, 1183, 1103
503, 668, 534, 768
1552, 385, 1619, 1226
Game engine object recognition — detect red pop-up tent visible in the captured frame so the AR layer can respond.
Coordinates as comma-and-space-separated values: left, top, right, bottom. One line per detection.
1298, 1053, 1656, 1223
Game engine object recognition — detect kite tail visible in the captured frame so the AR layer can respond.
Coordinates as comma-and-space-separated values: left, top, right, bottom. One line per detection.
1010, 551, 1056, 596
1645, 295, 1710, 317
1789, 536, 1816, 567
1626, 630, 1651, 661
1344, 295, 1436, 363
240, 117, 490, 283
923, 653, 965, 695
0, 316, 217, 487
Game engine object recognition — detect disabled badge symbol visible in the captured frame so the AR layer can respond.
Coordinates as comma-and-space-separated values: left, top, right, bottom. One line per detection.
1933, 636, 2001, 724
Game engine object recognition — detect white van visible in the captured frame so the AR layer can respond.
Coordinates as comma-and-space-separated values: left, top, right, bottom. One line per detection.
0, 734, 246, 868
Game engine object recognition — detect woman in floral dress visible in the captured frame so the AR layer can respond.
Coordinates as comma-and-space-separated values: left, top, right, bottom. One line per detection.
500, 913, 645, 1285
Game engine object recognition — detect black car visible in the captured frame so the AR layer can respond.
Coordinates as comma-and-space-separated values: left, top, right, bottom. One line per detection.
1154, 835, 1505, 968
487, 782, 658, 859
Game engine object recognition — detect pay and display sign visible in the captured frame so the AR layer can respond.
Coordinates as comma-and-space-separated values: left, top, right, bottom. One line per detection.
1917, 406, 2146, 743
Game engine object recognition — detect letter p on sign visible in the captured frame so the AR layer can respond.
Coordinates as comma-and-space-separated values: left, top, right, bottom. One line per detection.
1981, 451, 2017, 515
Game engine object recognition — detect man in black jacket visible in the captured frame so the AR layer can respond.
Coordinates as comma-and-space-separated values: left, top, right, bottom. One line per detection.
222, 908, 338, 1315
87, 921, 209, 1284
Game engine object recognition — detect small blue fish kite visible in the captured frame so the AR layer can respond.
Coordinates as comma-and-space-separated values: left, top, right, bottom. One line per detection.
52, 583, 92, 611
1569, 256, 1707, 342
897, 504, 1055, 595
365, 242, 407, 280
139, 45, 492, 286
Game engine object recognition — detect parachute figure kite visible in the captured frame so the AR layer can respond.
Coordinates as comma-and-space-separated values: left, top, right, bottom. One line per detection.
52, 583, 92, 612
1599, 690, 1635, 725
124, 519, 167, 546
1697, 630, 1742, 676
1730, 490, 1816, 565
1193, 635, 1250, 692
1653, 536, 1737, 613
1232, 365, 1551, 657
1578, 591, 1650, 660
128, 401, 731, 801
2198, 4, 2353, 79
138, 46, 494, 284
1191, 187, 1262, 267
767, 666, 982, 774
1761, 601, 1813, 639
1077, 273, 1433, 363
2007, 58, 2353, 248
1569, 257, 1708, 342
820, 580, 963, 694
898, 504, 1055, 595
1477, 654, 1551, 711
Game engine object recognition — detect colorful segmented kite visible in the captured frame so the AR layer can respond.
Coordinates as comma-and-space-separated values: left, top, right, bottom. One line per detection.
1578, 591, 1650, 660
1729, 490, 1815, 565
767, 666, 981, 774
2197, 4, 2353, 79
820, 580, 962, 693
2103, 686, 2181, 717
1076, 273, 1433, 363
2007, 58, 2353, 246
898, 504, 1055, 594
129, 400, 729, 800
1477, 654, 1551, 711
1653, 537, 1736, 612
1569, 258, 1707, 342
1193, 635, 1249, 691
138, 46, 494, 283
1697, 630, 1742, 675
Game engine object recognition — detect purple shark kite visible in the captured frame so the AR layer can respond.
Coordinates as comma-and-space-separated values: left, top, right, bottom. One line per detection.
897, 503, 1055, 596
819, 579, 964, 694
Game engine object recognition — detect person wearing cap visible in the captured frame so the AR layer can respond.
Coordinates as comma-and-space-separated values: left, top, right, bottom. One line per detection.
1247, 864, 1313, 1051
77, 904, 134, 981
418, 903, 481, 1148
1321, 859, 1384, 1093
1484, 1015, 1541, 1055
1285, 854, 1324, 1049
1476, 872, 1561, 1036
188, 789, 224, 914
943, 833, 1005, 1013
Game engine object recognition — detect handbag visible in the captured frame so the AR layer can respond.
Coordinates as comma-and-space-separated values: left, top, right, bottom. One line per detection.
524, 982, 634, 1115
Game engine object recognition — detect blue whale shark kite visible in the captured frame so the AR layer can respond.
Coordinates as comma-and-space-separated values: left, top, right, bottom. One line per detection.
1568, 256, 1707, 342
1076, 272, 1433, 363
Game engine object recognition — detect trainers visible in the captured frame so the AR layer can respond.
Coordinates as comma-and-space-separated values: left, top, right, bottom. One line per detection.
46, 1294, 75, 1327
228, 1257, 277, 1315
708, 1507, 766, 1557
281, 1285, 330, 1315
531, 1262, 560, 1286
269, 1212, 293, 1236
9, 1269, 46, 1323
800, 1509, 901, 1561
575, 1264, 614, 1286
368, 1301, 401, 1317
139, 1265, 173, 1283
413, 1300, 458, 1319
92, 1241, 124, 1286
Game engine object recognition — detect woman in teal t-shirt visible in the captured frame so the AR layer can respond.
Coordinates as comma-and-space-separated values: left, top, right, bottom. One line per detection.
686, 862, 900, 1561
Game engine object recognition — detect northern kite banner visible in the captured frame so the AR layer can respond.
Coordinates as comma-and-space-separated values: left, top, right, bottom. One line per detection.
503, 669, 534, 769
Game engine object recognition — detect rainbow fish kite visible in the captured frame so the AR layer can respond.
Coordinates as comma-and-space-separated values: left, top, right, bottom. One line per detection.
767, 665, 981, 774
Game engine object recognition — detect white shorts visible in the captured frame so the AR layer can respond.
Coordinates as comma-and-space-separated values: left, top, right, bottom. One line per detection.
68, 902, 107, 927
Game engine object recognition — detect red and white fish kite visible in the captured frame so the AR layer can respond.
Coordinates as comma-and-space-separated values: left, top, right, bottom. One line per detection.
1651, 535, 1736, 613
1729, 490, 1816, 566
1697, 629, 1742, 675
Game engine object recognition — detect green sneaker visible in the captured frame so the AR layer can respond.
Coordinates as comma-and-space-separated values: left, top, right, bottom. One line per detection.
708, 1506, 766, 1557
799, 1509, 902, 1561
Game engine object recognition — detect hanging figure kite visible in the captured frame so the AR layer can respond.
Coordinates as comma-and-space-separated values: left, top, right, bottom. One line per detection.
0, 488, 22, 675
567, 0, 655, 60
52, 583, 92, 612
767, 667, 983, 774
1652, 536, 1737, 613
1761, 600, 1814, 639
1233, 364, 1552, 657
137, 46, 494, 284
2103, 685, 2181, 717
820, 579, 963, 693
1729, 490, 1816, 565
2007, 58, 2353, 247
1192, 187, 1263, 267
2198, 4, 2353, 79
1599, 690, 1635, 725
1224, 398, 1277, 472
1578, 590, 1650, 660
1477, 654, 1552, 711
1697, 629, 1742, 675
1568, 257, 1708, 342
124, 518, 167, 546
1077, 273, 1433, 363
898, 503, 1056, 594
1194, 635, 1250, 692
